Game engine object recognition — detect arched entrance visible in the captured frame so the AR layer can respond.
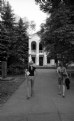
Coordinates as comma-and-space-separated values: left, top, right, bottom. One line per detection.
31, 41, 36, 50
39, 43, 43, 53
39, 56, 43, 66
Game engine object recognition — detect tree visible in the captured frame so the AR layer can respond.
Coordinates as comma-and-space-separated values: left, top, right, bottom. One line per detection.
15, 18, 28, 69
1, 1, 16, 58
0, 22, 8, 61
35, 0, 74, 64
0, 0, 2, 12
30, 21, 36, 30
0, 0, 8, 61
0, 1, 29, 75
0, 1, 16, 76
27, 20, 36, 35
35, 0, 74, 13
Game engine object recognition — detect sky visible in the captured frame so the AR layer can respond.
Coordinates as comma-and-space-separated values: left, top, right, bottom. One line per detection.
7, 0, 47, 32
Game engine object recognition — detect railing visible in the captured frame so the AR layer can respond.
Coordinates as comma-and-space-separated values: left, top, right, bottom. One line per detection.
31, 50, 36, 53
31, 50, 44, 54
39, 50, 44, 53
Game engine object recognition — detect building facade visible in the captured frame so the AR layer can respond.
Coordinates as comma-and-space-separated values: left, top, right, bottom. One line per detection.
29, 33, 56, 66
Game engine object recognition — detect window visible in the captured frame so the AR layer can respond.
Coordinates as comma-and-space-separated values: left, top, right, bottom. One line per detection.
39, 43, 43, 53
31, 41, 36, 50
39, 43, 43, 50
32, 57, 35, 63
47, 56, 50, 63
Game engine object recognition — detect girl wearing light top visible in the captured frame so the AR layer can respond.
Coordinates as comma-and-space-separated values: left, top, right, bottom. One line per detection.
57, 62, 68, 97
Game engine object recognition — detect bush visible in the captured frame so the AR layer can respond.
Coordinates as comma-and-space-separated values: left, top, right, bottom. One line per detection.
7, 64, 25, 75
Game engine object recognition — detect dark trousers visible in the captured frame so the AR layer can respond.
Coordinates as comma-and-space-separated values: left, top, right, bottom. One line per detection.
29, 76, 34, 96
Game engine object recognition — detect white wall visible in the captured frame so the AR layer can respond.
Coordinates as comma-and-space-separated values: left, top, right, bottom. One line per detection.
29, 33, 55, 66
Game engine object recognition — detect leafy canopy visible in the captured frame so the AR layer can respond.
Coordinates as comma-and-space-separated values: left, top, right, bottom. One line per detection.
35, 0, 74, 64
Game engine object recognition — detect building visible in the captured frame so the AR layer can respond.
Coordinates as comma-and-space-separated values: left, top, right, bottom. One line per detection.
28, 33, 56, 67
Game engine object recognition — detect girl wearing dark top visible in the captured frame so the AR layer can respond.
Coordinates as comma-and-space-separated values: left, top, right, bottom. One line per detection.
26, 61, 36, 99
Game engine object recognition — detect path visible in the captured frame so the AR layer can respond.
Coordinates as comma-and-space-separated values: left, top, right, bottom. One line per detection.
0, 69, 74, 121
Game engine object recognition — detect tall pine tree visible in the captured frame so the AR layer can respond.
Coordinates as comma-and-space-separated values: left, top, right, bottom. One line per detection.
0, 0, 8, 61
0, 1, 16, 76
15, 18, 28, 69
1, 1, 15, 58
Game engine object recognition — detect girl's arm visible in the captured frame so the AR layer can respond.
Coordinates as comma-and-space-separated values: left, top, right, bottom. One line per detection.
57, 67, 61, 77
65, 67, 68, 74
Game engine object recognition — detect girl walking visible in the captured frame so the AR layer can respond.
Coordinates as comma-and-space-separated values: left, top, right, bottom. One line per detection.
57, 61, 68, 97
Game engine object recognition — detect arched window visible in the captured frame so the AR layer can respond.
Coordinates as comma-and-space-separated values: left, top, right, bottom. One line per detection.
31, 41, 36, 50
39, 43, 43, 50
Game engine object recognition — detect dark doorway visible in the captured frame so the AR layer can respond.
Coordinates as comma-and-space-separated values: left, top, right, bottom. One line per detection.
39, 57, 43, 66
31, 42, 36, 50
32, 57, 35, 63
39, 43, 43, 50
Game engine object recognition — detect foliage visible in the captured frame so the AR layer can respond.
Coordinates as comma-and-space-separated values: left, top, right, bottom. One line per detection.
14, 18, 28, 69
0, 1, 29, 74
35, 0, 74, 13
7, 17, 28, 74
0, 1, 15, 61
35, 0, 74, 64
27, 20, 36, 34
0, 0, 2, 12
30, 21, 36, 30
0, 22, 8, 61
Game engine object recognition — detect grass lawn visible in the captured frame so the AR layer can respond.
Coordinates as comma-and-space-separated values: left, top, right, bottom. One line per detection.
0, 75, 25, 105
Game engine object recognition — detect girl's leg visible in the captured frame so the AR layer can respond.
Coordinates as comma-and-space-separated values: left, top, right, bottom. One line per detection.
62, 78, 66, 97
26, 78, 31, 99
58, 84, 62, 94
62, 84, 65, 97
31, 78, 34, 96
58, 78, 62, 94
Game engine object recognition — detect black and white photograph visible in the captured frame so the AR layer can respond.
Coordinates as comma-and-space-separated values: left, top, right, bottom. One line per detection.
0, 0, 74, 121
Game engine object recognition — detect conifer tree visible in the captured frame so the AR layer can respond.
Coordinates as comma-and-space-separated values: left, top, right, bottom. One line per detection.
0, 0, 8, 61
0, 1, 16, 76
0, 0, 2, 12
15, 18, 28, 69
1, 1, 15, 58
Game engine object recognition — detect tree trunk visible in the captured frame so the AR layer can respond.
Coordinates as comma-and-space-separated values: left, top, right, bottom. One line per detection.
2, 61, 7, 78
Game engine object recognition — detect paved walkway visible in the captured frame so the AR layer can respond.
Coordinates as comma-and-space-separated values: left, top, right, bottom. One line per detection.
0, 69, 74, 121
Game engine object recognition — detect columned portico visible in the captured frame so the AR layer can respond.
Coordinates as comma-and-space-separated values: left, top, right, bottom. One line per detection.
44, 52, 47, 66
29, 54, 31, 62
36, 41, 39, 54
28, 38, 32, 62
29, 33, 56, 67
36, 54, 39, 65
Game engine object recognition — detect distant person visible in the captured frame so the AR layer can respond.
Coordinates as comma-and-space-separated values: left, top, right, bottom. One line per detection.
57, 61, 68, 97
65, 73, 70, 90
25, 60, 37, 99
25, 68, 30, 99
